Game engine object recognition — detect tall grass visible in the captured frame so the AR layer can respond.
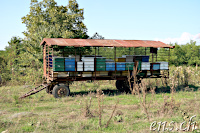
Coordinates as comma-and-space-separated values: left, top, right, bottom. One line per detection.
1, 66, 200, 132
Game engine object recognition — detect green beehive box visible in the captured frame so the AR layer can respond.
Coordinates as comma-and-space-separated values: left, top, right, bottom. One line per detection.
96, 61, 106, 65
53, 64, 64, 71
53, 67, 64, 71
96, 64, 106, 71
96, 63, 106, 67
53, 61, 64, 66
53, 66, 65, 71
126, 66, 134, 70
96, 67, 106, 71
96, 58, 106, 61
126, 62, 135, 70
53, 57, 65, 71
53, 57, 64, 62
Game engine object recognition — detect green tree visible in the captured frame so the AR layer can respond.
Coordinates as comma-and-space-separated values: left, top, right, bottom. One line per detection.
169, 41, 200, 66
21, 0, 89, 57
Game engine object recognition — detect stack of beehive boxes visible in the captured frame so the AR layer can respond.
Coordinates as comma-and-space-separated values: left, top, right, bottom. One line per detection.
53, 57, 65, 71
116, 62, 125, 71
124, 56, 134, 71
151, 63, 160, 70
52, 54, 169, 78
96, 57, 106, 71
141, 56, 150, 70
125, 62, 135, 70
77, 62, 83, 71
106, 62, 115, 71
116, 57, 126, 71
65, 57, 75, 71
82, 57, 94, 71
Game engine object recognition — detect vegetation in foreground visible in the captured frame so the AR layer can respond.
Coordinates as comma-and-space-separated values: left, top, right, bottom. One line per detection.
1, 66, 200, 132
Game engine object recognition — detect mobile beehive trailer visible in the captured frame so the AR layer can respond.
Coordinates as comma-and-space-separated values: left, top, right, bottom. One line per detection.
20, 38, 174, 98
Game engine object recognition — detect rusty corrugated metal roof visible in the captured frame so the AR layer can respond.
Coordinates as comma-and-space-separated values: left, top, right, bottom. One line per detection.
40, 38, 174, 48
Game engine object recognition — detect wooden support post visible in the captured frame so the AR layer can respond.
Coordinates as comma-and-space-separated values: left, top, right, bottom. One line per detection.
75, 47, 76, 80
114, 47, 116, 79
95, 47, 96, 79
43, 45, 46, 78
48, 45, 50, 79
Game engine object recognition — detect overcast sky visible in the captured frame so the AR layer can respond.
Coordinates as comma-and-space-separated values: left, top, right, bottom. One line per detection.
0, 0, 199, 50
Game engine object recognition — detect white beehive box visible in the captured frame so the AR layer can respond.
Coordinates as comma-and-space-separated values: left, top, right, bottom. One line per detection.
77, 62, 83, 71
81, 57, 94, 71
84, 62, 94, 65
77, 62, 83, 65
84, 67, 94, 71
81, 57, 95, 62
84, 62, 94, 71
77, 68, 83, 71
123, 55, 134, 62
157, 62, 168, 70
141, 62, 150, 70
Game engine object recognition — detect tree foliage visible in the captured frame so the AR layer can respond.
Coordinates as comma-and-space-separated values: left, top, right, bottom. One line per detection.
0, 0, 89, 85
169, 41, 200, 66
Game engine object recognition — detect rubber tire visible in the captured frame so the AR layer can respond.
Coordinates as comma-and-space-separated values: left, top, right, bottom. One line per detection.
116, 80, 130, 93
52, 84, 70, 98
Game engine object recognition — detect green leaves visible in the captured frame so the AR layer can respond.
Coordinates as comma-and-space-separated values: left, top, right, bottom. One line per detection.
169, 41, 200, 66
22, 0, 88, 41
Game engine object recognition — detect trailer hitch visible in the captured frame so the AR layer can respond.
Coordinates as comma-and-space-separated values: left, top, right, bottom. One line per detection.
20, 84, 49, 99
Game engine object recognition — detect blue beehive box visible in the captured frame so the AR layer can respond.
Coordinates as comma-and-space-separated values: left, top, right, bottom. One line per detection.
65, 57, 75, 71
65, 57, 75, 61
116, 62, 125, 71
106, 67, 115, 71
65, 61, 75, 66
152, 64, 160, 70
106, 62, 115, 71
142, 56, 149, 62
65, 65, 75, 71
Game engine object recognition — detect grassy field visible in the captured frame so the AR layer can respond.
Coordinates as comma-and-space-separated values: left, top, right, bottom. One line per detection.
1, 66, 200, 132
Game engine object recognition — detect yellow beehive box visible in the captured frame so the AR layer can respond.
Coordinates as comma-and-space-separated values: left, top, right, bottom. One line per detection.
115, 58, 126, 62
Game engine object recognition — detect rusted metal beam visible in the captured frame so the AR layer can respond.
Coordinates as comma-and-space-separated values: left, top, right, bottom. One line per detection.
19, 84, 49, 99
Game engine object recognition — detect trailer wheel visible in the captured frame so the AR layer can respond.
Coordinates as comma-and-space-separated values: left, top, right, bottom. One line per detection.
52, 84, 70, 98
116, 80, 130, 92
